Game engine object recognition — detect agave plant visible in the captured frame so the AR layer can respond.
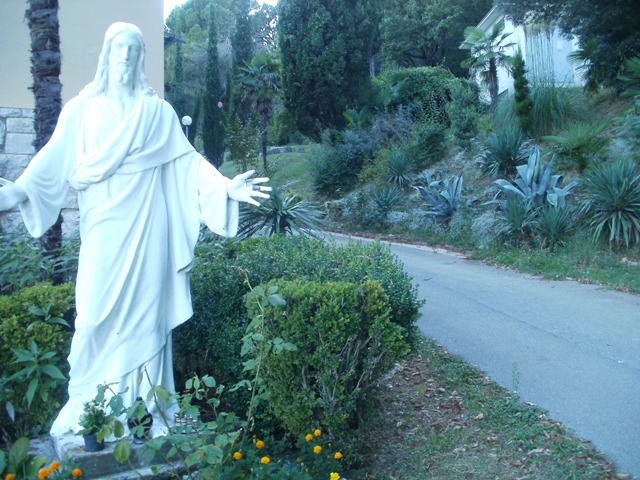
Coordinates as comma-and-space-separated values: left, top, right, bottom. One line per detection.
580, 159, 640, 248
237, 187, 327, 239
475, 124, 529, 176
415, 173, 464, 218
489, 147, 579, 209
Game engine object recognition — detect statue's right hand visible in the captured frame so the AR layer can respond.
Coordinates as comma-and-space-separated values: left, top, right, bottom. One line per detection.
0, 178, 28, 211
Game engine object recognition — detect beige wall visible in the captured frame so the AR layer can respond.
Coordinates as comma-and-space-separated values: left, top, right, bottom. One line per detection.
0, 0, 164, 108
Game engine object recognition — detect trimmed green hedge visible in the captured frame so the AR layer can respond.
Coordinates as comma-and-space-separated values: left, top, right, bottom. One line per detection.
247, 279, 410, 450
174, 236, 423, 414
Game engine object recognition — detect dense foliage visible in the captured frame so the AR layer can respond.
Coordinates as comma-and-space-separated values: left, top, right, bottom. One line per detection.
173, 236, 422, 401
0, 283, 74, 437
250, 279, 409, 450
278, 0, 377, 139
379, 0, 492, 76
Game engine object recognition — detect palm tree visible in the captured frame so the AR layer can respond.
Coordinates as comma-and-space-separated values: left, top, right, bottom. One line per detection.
461, 19, 515, 111
237, 52, 280, 173
26, 0, 64, 284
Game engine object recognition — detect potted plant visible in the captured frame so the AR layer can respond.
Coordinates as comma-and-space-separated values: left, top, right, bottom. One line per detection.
76, 385, 125, 452
77, 399, 110, 451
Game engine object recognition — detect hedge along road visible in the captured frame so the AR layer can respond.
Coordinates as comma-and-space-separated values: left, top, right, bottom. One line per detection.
327, 234, 640, 478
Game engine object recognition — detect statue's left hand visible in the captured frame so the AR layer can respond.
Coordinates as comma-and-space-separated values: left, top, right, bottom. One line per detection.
227, 170, 271, 207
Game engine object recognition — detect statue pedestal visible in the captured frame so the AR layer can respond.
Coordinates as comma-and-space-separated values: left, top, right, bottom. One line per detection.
30, 433, 181, 479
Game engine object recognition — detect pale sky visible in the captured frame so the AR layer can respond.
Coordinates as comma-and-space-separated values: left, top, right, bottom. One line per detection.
164, 0, 277, 20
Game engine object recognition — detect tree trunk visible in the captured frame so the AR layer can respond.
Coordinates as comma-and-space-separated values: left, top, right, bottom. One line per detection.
260, 110, 268, 173
26, 0, 64, 284
488, 58, 499, 111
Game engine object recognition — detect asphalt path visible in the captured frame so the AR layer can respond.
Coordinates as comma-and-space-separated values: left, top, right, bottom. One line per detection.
328, 233, 640, 478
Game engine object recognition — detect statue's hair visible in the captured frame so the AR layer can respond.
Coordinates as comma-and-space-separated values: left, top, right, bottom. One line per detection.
80, 22, 154, 98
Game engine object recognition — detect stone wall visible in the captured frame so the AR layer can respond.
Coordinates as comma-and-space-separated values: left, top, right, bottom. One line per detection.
0, 107, 79, 237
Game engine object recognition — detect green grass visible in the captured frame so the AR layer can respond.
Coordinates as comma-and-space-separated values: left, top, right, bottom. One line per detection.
219, 144, 321, 200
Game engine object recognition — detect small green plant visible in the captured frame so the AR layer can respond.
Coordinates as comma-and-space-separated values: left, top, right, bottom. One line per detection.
7, 340, 66, 416
415, 173, 464, 219
386, 150, 414, 187
77, 384, 126, 442
535, 204, 574, 250
542, 121, 610, 172
496, 196, 537, 243
580, 159, 640, 248
237, 187, 327, 238
370, 184, 404, 225
475, 124, 529, 176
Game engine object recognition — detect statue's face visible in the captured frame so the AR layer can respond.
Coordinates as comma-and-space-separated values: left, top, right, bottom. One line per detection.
108, 30, 141, 86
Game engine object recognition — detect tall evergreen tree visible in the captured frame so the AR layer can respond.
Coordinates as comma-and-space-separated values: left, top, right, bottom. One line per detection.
26, 0, 64, 283
278, 0, 377, 140
231, 0, 254, 124
170, 42, 187, 118
512, 50, 533, 134
202, 2, 226, 167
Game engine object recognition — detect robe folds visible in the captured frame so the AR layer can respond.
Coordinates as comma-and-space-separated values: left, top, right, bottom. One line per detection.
15, 91, 238, 435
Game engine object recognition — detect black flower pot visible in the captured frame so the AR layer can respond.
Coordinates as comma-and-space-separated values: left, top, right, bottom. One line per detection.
83, 433, 105, 452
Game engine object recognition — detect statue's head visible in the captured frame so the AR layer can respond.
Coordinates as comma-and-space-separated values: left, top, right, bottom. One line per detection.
81, 22, 151, 97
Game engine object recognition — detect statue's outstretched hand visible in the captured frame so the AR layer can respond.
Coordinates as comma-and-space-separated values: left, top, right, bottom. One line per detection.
0, 178, 27, 211
227, 170, 271, 207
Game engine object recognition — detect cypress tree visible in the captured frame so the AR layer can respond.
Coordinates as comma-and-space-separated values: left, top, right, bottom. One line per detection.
279, 0, 375, 140
202, 2, 225, 167
512, 50, 533, 135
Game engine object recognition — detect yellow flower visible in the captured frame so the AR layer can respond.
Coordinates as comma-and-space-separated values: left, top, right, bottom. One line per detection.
313, 445, 322, 454
305, 433, 313, 442
233, 451, 243, 460
38, 468, 49, 480
260, 456, 271, 464
49, 461, 61, 472
314, 429, 322, 437
71, 469, 83, 478
255, 440, 265, 449
334, 451, 343, 460
330, 473, 340, 480
5, 474, 16, 480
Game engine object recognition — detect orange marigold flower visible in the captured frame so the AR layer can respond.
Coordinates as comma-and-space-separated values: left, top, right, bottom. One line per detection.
313, 429, 322, 437
255, 440, 265, 449
49, 461, 61, 472
260, 456, 271, 464
233, 451, 243, 460
5, 474, 16, 480
71, 468, 83, 478
313, 445, 322, 454
334, 451, 343, 460
38, 468, 49, 480
305, 433, 313, 442
330, 473, 340, 480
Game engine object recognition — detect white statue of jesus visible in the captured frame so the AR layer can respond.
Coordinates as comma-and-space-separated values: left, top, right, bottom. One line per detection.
0, 22, 270, 436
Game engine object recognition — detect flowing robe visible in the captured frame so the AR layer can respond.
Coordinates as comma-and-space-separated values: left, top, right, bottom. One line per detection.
15, 91, 238, 435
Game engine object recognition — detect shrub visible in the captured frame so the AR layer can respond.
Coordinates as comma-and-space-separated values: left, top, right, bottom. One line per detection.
370, 185, 404, 226
402, 120, 448, 170
177, 237, 423, 406
535, 205, 574, 250
249, 280, 409, 450
475, 124, 529, 177
446, 80, 480, 148
580, 159, 640, 248
512, 51, 533, 135
0, 283, 74, 437
386, 150, 414, 187
378, 67, 457, 126
542, 121, 610, 173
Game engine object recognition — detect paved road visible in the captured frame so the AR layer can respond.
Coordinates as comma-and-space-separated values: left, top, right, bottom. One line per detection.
329, 234, 640, 478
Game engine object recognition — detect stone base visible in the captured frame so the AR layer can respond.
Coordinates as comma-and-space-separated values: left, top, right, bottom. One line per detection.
30, 433, 182, 480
